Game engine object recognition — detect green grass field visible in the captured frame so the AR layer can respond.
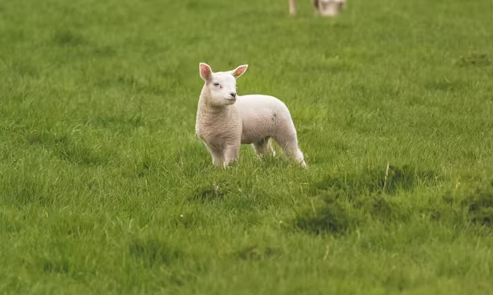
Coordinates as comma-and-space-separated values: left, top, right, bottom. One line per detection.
1, 0, 493, 294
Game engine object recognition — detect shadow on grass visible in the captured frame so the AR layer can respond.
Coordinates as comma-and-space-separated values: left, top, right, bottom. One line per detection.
233, 245, 283, 261
190, 182, 230, 202
460, 181, 493, 226
42, 259, 69, 274
310, 164, 439, 197
295, 194, 359, 236
52, 30, 86, 47
129, 238, 183, 268
295, 165, 493, 236
455, 53, 491, 68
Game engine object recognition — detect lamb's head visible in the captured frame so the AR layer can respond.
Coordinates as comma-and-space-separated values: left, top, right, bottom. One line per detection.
318, 0, 345, 16
199, 63, 248, 107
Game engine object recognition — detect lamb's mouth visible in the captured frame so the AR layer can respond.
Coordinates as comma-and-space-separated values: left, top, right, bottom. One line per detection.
226, 98, 236, 103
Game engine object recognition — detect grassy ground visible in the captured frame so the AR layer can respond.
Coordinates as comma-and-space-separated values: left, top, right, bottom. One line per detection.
1, 0, 493, 294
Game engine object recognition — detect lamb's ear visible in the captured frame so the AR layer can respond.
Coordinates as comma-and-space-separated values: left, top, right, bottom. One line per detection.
230, 64, 248, 79
199, 63, 212, 81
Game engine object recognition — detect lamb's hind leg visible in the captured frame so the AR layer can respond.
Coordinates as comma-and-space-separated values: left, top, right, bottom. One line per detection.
273, 133, 307, 168
252, 138, 276, 158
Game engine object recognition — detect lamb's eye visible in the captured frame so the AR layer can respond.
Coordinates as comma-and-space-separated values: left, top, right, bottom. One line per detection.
213, 83, 220, 86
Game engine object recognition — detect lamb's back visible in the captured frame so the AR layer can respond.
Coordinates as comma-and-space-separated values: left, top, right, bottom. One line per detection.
235, 94, 295, 144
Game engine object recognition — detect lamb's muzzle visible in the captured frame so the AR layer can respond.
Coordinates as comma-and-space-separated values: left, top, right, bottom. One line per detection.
195, 62, 307, 168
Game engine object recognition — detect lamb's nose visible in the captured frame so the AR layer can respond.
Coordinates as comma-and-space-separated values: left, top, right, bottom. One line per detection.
230, 92, 236, 98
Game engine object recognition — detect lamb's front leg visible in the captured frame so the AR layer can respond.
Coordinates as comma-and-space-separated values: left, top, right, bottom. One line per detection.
205, 144, 224, 167
288, 0, 296, 14
223, 144, 240, 168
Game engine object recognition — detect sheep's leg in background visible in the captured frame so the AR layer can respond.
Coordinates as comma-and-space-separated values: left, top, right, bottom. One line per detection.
252, 138, 276, 158
289, 0, 296, 14
268, 141, 276, 157
312, 0, 320, 13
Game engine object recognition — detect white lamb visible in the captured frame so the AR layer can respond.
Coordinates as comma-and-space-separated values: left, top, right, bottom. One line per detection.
195, 62, 307, 168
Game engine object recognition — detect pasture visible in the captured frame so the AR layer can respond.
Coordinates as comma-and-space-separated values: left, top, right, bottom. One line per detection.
1, 0, 493, 294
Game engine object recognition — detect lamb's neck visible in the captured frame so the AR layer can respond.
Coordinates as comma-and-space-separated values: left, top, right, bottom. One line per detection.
198, 86, 235, 118
198, 98, 234, 120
